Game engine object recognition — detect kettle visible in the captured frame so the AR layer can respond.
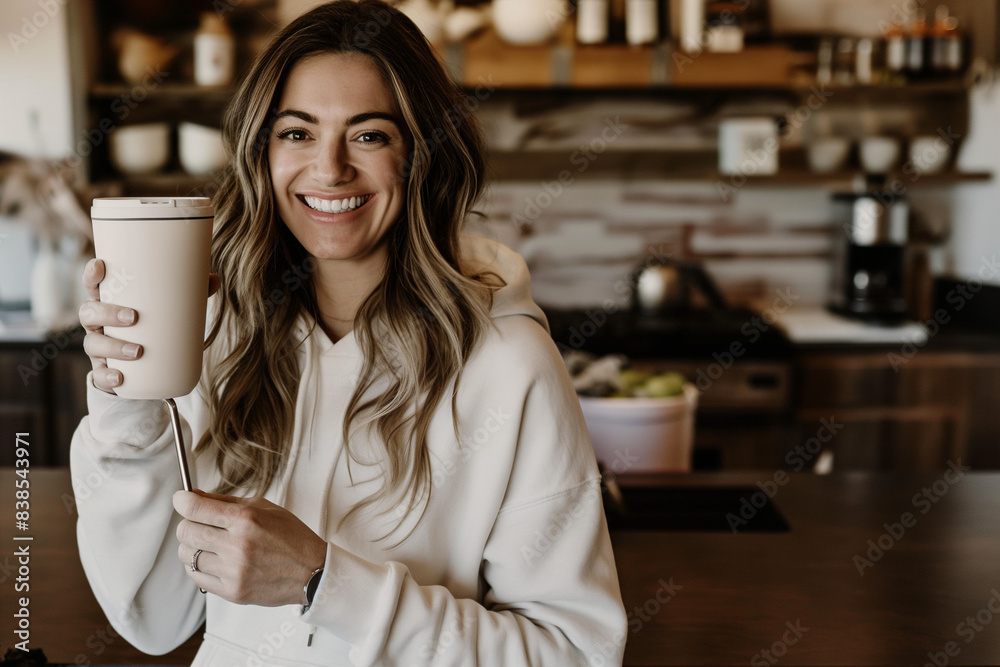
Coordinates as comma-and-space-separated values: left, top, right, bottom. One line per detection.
632, 259, 728, 314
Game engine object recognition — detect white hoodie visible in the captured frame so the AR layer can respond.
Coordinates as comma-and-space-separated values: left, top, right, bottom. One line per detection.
70, 234, 627, 667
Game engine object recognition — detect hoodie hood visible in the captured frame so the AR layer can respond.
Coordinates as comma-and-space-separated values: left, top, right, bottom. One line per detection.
458, 233, 549, 334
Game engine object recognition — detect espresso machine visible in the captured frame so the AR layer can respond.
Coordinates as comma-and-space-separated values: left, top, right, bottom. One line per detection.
828, 191, 909, 323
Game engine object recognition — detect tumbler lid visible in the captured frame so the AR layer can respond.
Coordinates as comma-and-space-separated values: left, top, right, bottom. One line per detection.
91, 197, 214, 220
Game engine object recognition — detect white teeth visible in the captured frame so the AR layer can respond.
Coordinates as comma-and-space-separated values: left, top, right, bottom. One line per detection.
303, 195, 369, 213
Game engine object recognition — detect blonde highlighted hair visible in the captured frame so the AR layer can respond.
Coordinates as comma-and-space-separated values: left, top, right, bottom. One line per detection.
198, 0, 500, 541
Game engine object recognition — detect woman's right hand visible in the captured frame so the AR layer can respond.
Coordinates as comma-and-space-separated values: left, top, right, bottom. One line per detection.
80, 258, 142, 394
79, 259, 221, 394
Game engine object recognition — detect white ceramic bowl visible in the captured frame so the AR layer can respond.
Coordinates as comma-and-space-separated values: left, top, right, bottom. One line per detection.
109, 123, 170, 175
807, 137, 851, 173
492, 0, 567, 45
908, 135, 951, 174
178, 122, 227, 175
859, 136, 901, 174
578, 383, 699, 474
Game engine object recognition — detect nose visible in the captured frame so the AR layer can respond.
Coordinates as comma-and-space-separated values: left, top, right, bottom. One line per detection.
311, 137, 356, 186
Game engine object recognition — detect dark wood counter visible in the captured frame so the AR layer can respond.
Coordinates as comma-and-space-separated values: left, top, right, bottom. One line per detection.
3, 469, 1000, 665
614, 470, 1000, 665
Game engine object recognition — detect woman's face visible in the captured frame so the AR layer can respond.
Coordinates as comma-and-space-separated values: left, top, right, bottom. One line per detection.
269, 52, 411, 265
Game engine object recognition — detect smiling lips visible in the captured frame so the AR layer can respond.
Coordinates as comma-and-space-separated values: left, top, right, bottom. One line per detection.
301, 194, 372, 214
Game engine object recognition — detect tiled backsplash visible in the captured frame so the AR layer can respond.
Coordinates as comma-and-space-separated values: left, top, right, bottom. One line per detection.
468, 179, 835, 310
469, 95, 957, 312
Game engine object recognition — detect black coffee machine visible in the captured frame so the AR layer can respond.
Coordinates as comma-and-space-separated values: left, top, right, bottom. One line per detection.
828, 191, 909, 323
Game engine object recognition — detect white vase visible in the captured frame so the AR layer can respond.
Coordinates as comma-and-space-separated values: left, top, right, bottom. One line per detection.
31, 243, 65, 329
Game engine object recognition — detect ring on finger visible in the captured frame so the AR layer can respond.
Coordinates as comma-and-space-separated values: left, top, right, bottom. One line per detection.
191, 549, 204, 573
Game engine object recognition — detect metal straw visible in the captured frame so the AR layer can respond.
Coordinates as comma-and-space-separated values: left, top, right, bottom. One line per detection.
165, 398, 206, 593
164, 398, 193, 492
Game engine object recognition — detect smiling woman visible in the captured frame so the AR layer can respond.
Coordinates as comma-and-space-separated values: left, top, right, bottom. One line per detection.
268, 51, 412, 334
70, 1, 627, 665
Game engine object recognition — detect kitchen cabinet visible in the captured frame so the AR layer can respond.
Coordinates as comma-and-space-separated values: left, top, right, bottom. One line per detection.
72, 0, 276, 194
791, 349, 1000, 471
0, 336, 90, 467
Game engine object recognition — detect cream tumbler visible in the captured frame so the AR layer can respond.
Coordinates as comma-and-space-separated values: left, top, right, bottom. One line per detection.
91, 197, 214, 400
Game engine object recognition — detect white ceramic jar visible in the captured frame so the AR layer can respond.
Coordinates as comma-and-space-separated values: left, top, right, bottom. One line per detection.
194, 13, 235, 86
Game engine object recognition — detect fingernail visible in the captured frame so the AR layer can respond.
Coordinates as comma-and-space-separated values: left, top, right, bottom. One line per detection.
117, 309, 135, 325
122, 343, 140, 359
106, 370, 121, 386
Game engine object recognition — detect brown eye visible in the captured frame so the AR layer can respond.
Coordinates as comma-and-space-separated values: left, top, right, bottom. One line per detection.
358, 131, 389, 145
277, 129, 307, 141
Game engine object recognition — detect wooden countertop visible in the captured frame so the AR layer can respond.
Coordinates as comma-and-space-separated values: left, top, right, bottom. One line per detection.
3, 469, 1000, 665
613, 470, 1000, 665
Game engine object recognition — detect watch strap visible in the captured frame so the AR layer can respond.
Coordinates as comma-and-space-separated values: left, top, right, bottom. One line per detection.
302, 567, 324, 613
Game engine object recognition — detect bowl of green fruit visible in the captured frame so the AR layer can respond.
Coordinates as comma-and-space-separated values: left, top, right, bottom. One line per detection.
565, 352, 698, 473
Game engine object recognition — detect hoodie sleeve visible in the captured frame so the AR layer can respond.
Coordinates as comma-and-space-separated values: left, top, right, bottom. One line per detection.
301, 318, 628, 666
302, 484, 626, 667
69, 372, 209, 655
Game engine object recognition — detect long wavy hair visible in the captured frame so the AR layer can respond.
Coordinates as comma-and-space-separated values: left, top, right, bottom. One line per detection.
197, 0, 499, 541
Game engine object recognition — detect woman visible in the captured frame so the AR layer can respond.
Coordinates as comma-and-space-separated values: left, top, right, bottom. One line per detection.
71, 1, 627, 665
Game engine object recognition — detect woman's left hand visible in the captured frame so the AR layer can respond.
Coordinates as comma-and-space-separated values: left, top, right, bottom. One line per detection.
173, 490, 328, 606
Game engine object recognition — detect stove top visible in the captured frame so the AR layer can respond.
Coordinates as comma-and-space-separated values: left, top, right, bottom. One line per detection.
542, 306, 794, 360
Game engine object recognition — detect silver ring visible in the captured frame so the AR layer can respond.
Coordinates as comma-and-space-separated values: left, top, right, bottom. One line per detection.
190, 549, 203, 573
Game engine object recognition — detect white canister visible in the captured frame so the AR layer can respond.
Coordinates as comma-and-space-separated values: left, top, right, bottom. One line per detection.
625, 0, 658, 45
91, 197, 214, 399
672, 0, 705, 53
30, 243, 66, 329
576, 0, 609, 44
718, 118, 779, 176
194, 13, 235, 87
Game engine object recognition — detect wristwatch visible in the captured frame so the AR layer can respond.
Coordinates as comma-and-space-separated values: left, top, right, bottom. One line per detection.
302, 567, 324, 613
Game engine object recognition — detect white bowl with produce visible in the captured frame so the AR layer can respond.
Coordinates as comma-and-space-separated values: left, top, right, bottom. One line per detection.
579, 383, 698, 474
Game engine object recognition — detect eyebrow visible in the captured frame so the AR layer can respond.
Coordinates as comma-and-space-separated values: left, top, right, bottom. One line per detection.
273, 109, 403, 130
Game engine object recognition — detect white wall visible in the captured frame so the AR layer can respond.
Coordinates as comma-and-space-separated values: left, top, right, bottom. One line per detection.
952, 82, 1000, 286
0, 0, 74, 159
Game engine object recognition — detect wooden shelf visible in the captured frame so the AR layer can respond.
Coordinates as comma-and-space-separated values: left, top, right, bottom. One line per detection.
451, 27, 974, 92
487, 149, 992, 186
90, 82, 237, 101
95, 171, 222, 197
